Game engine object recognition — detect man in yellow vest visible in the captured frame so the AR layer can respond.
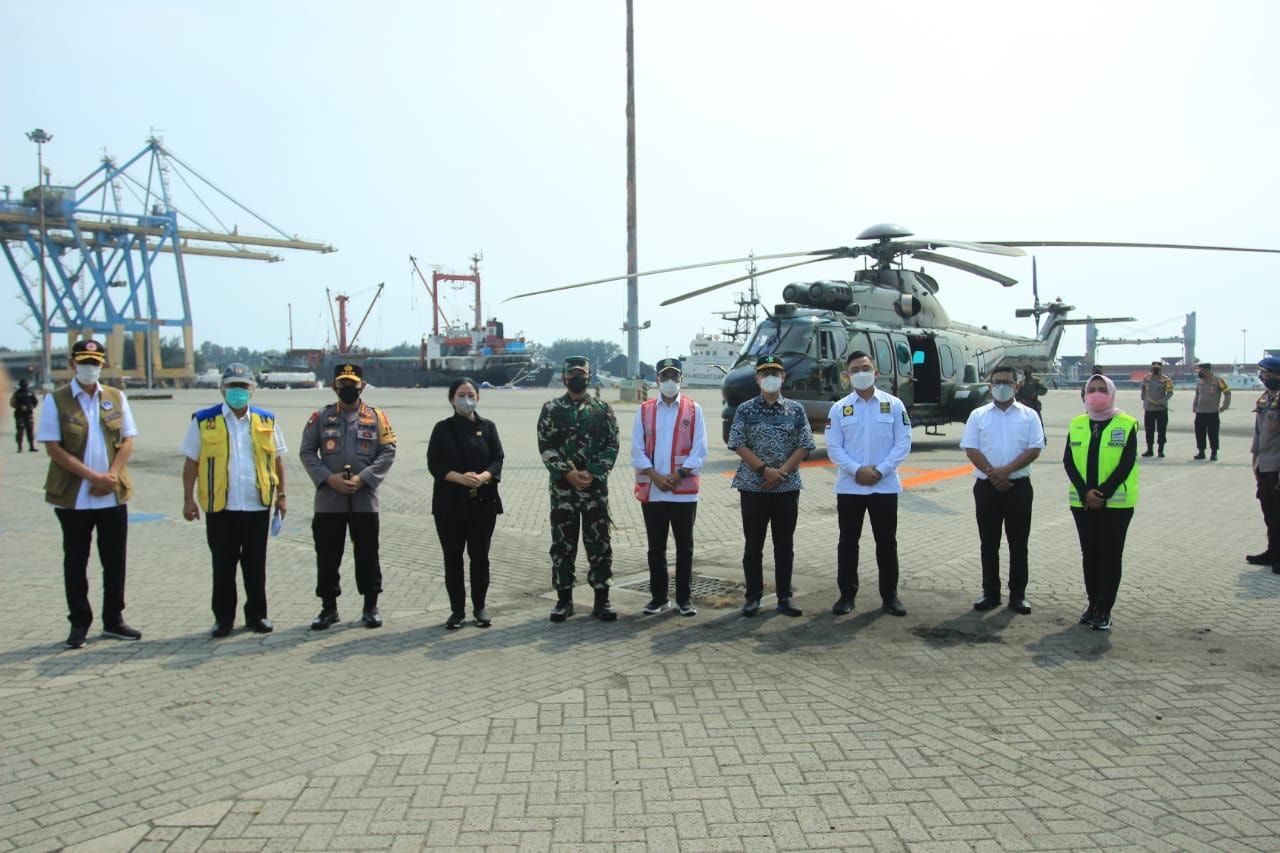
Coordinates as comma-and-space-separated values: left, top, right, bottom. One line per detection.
36, 339, 140, 649
180, 363, 287, 637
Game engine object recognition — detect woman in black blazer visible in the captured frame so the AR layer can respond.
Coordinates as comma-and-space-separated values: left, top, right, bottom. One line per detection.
427, 378, 504, 629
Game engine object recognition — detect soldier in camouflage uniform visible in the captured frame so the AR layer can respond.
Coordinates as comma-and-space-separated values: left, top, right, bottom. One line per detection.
537, 356, 620, 622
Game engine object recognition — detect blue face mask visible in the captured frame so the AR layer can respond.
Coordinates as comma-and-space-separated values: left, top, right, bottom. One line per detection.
224, 387, 252, 409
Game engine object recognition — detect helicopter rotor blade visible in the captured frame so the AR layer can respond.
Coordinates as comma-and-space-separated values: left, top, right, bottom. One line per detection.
659, 256, 838, 307
980, 240, 1280, 255
913, 239, 1026, 258
910, 251, 1019, 287
501, 247, 847, 303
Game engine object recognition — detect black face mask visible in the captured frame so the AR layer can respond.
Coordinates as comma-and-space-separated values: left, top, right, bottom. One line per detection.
337, 385, 361, 405
566, 375, 589, 394
1264, 377, 1280, 392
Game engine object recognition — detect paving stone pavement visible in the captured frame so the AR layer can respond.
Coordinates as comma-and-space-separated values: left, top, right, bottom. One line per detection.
0, 386, 1277, 852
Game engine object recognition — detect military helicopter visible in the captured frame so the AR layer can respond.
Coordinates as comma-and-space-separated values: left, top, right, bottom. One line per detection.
509, 223, 1280, 441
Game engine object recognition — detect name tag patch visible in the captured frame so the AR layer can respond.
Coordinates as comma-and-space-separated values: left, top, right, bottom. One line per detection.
880, 402, 891, 414
1110, 428, 1127, 443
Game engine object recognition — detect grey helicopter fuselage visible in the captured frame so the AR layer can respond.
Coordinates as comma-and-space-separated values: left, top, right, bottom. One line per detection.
719, 268, 1069, 442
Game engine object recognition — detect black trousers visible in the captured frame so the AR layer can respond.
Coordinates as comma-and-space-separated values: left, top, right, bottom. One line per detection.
1194, 412, 1221, 452
973, 478, 1033, 598
641, 501, 697, 605
1143, 410, 1168, 450
836, 493, 899, 601
206, 510, 269, 625
312, 512, 382, 603
1071, 507, 1133, 612
16, 415, 34, 449
434, 514, 496, 613
54, 505, 128, 629
740, 490, 799, 600
1258, 470, 1279, 555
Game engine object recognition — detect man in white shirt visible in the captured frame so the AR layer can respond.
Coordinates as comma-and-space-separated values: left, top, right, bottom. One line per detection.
631, 358, 708, 616
825, 351, 912, 617
180, 364, 288, 637
958, 364, 1046, 614
37, 339, 140, 649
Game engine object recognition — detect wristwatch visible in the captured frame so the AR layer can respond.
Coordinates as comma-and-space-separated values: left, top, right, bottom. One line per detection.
677, 467, 692, 478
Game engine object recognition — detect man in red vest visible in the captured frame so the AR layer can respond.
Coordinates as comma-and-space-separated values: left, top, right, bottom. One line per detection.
631, 357, 708, 616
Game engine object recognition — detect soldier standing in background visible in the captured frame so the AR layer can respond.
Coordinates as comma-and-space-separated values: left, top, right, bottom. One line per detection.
538, 356, 620, 623
10, 378, 38, 452
1191, 362, 1231, 461
1139, 361, 1174, 458
300, 364, 397, 630
1247, 356, 1280, 571
1015, 364, 1047, 426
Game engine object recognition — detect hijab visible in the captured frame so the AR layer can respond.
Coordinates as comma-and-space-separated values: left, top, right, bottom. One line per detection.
1083, 373, 1120, 422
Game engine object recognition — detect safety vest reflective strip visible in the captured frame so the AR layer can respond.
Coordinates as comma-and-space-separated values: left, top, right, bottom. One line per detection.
634, 396, 700, 502
196, 411, 279, 512
1067, 413, 1139, 509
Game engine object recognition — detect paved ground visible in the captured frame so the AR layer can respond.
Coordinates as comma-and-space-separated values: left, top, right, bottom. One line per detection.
0, 384, 1277, 852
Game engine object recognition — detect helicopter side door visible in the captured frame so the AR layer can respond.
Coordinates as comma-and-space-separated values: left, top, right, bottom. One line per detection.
906, 335, 941, 405
889, 332, 914, 408
870, 334, 897, 397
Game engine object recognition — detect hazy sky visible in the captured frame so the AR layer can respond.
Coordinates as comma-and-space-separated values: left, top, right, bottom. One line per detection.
4, 0, 1279, 369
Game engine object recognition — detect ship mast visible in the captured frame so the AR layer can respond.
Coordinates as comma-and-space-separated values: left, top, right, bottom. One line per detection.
715, 252, 760, 342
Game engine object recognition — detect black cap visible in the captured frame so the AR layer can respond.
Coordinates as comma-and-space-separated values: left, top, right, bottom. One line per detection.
71, 339, 107, 364
655, 357, 682, 375
755, 354, 784, 372
334, 363, 363, 381
562, 355, 590, 374
1259, 355, 1280, 372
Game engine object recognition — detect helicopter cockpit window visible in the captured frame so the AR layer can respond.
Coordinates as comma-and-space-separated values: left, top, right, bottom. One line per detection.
744, 322, 814, 358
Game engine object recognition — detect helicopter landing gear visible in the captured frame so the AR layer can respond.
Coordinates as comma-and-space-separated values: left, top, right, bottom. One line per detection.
924, 424, 946, 436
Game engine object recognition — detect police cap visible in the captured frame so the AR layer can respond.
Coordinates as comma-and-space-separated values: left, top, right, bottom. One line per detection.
655, 357, 682, 376
755, 354, 784, 372
562, 355, 590, 374
221, 362, 255, 386
1259, 355, 1280, 373
334, 363, 363, 381
71, 339, 107, 365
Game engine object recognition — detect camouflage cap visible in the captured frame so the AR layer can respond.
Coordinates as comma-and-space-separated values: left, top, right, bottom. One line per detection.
334, 363, 363, 381
221, 362, 255, 386
71, 339, 107, 364
562, 355, 590, 374
655, 357, 683, 375
755, 354, 784, 372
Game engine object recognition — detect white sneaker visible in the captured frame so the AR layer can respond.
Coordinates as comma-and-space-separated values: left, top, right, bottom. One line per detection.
642, 599, 672, 615
677, 601, 698, 617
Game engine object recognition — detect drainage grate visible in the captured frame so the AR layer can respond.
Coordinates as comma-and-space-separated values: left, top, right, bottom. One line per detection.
616, 573, 744, 600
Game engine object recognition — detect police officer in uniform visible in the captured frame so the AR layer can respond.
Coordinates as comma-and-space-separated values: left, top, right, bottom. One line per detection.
1139, 361, 1174, 457
1191, 362, 1231, 461
180, 364, 288, 636
300, 364, 397, 629
10, 378, 39, 452
37, 339, 141, 648
1247, 355, 1280, 570
537, 356, 620, 623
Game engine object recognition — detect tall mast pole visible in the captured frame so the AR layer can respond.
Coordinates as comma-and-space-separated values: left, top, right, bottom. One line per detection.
625, 0, 639, 381
26, 129, 52, 387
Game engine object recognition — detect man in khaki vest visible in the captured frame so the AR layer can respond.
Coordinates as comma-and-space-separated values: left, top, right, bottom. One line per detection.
1139, 361, 1174, 458
36, 339, 141, 649
1191, 361, 1231, 461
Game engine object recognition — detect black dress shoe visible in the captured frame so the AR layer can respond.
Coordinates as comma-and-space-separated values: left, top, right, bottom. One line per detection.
1245, 552, 1278, 566
102, 622, 142, 641
776, 597, 802, 617
1141, 449, 1154, 457
1008, 599, 1032, 615
473, 608, 491, 628
1193, 451, 1206, 460
973, 595, 1001, 611
311, 609, 340, 631
362, 608, 383, 628
248, 618, 273, 634
65, 626, 88, 649
211, 622, 232, 638
1210, 451, 1218, 461
831, 596, 855, 615
741, 597, 761, 617
882, 597, 907, 617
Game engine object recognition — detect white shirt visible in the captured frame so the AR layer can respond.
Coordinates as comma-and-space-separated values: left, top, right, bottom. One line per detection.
36, 379, 139, 510
630, 393, 708, 503
958, 400, 1045, 480
825, 388, 912, 495
180, 404, 288, 511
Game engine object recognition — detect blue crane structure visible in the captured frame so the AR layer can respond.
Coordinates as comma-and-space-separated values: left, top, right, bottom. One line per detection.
0, 136, 334, 385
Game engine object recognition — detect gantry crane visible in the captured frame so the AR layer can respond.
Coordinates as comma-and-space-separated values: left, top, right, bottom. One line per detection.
0, 136, 334, 386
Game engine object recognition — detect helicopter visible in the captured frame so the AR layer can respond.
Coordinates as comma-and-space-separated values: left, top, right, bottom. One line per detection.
509, 223, 1280, 442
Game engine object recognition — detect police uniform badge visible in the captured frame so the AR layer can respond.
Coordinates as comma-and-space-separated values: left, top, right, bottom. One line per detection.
324, 439, 337, 451
902, 411, 910, 425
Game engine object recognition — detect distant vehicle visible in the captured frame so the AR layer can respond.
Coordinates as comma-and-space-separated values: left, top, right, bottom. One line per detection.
259, 370, 317, 389
194, 369, 222, 389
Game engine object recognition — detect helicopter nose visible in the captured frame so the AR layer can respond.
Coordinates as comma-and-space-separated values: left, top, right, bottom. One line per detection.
721, 364, 757, 407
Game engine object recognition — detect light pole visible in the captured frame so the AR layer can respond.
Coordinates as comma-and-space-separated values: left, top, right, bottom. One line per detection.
1242, 329, 1247, 370
26, 128, 53, 389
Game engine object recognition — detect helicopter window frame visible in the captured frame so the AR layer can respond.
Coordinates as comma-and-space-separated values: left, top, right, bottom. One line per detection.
939, 345, 955, 379
743, 321, 816, 359
872, 338, 894, 377
894, 341, 912, 373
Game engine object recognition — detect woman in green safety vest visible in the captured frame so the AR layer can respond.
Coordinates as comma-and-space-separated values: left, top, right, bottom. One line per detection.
1063, 373, 1139, 631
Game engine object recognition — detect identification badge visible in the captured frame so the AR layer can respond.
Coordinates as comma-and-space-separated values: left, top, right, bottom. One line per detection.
842, 405, 854, 416
357, 428, 376, 441
880, 402, 891, 414
101, 400, 114, 410
1110, 428, 1126, 443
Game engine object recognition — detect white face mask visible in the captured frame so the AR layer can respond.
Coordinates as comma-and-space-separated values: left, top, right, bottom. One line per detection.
991, 384, 1016, 403
75, 364, 102, 386
453, 397, 477, 416
850, 371, 876, 391
659, 379, 680, 398
759, 375, 783, 394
